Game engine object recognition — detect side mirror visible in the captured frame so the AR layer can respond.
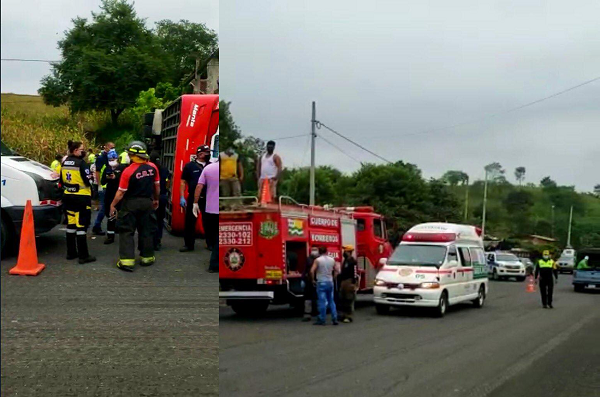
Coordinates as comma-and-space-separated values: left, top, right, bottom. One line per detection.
379, 258, 388, 267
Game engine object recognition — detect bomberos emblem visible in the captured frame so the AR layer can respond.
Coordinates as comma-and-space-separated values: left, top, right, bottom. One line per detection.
259, 221, 279, 239
224, 248, 246, 272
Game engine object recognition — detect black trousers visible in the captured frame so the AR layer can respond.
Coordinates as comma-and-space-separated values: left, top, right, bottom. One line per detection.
539, 277, 555, 306
184, 197, 206, 249
203, 212, 218, 249
117, 197, 157, 260
154, 194, 168, 245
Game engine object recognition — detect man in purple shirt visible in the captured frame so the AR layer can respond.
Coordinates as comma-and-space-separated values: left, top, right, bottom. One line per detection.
193, 161, 219, 272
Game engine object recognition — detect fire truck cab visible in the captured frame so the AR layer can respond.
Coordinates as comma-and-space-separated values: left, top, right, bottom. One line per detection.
219, 198, 392, 316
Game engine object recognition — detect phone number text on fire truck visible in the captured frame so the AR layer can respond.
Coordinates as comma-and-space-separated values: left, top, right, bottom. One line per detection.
219, 223, 253, 246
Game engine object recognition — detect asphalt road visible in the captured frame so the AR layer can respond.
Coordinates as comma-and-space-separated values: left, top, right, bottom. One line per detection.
1, 213, 218, 397
220, 278, 600, 397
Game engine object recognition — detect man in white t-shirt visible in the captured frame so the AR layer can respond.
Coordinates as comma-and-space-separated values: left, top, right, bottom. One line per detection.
257, 140, 282, 202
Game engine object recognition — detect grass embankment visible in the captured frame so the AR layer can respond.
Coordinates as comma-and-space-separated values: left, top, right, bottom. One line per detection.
1, 94, 139, 165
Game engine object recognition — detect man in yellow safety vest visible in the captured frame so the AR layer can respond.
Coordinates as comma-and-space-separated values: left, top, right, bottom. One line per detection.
534, 250, 559, 309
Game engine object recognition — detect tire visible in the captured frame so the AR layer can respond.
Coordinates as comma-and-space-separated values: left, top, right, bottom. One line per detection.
375, 304, 390, 315
230, 300, 269, 317
473, 285, 485, 308
517, 277, 526, 282
574, 285, 584, 293
434, 291, 448, 317
492, 269, 499, 281
1, 216, 14, 258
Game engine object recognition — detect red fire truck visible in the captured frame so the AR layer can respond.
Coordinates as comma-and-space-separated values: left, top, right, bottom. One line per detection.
219, 197, 393, 315
154, 94, 219, 234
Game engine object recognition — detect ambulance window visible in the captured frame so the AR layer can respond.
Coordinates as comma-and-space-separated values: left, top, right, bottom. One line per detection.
470, 248, 486, 265
487, 253, 495, 263
458, 247, 472, 267
373, 219, 383, 238
447, 246, 458, 263
357, 219, 366, 231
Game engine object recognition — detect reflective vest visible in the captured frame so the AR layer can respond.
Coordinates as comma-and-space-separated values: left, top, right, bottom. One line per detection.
220, 152, 238, 179
100, 164, 108, 188
50, 160, 60, 173
120, 151, 130, 164
60, 156, 92, 197
539, 259, 555, 268
87, 153, 96, 164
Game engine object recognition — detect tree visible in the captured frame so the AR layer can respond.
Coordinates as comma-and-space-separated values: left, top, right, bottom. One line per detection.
39, 0, 169, 124
540, 176, 557, 189
442, 170, 469, 186
484, 162, 505, 181
514, 167, 526, 186
155, 20, 218, 87
594, 184, 600, 197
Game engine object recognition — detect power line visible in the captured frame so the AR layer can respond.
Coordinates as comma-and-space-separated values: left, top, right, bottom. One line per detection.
316, 121, 393, 164
318, 134, 363, 165
271, 133, 310, 141
378, 75, 600, 139
1, 58, 58, 63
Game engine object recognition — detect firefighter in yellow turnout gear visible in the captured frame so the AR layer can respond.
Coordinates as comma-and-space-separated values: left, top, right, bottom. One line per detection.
60, 140, 97, 264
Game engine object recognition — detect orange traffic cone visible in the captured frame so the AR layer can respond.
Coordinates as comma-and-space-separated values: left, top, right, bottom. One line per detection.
526, 275, 536, 293
9, 200, 45, 276
260, 179, 272, 205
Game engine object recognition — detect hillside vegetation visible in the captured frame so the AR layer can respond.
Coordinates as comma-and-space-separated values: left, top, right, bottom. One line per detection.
220, 100, 600, 251
1, 94, 139, 164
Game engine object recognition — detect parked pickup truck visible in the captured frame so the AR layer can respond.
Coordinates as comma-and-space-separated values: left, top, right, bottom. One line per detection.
572, 248, 600, 292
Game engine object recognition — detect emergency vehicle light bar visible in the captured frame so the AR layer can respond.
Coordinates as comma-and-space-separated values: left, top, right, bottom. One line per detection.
402, 232, 457, 243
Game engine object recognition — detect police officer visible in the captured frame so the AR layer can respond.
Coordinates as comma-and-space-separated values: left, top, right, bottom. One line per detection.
150, 151, 172, 251
61, 140, 96, 264
101, 150, 127, 245
109, 141, 160, 271
179, 145, 211, 252
535, 250, 559, 309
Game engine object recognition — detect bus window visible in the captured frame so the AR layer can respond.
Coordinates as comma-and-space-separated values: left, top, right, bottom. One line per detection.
373, 218, 383, 238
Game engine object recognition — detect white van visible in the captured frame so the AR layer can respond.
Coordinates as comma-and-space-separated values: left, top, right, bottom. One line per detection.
373, 223, 489, 317
1, 141, 63, 255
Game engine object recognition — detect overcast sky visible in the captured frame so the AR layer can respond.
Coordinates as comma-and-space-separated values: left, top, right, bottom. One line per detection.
1, 0, 218, 94
220, 0, 600, 192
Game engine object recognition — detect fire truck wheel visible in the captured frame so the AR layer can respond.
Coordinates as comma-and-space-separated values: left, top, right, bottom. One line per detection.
375, 304, 390, 315
231, 301, 269, 317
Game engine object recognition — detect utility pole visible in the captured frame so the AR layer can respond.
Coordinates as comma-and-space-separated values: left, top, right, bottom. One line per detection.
309, 101, 316, 206
567, 205, 573, 247
481, 169, 488, 238
464, 177, 469, 222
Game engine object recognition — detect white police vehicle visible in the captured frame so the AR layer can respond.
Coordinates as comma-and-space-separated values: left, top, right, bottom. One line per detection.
1, 141, 62, 256
374, 223, 489, 317
486, 251, 526, 281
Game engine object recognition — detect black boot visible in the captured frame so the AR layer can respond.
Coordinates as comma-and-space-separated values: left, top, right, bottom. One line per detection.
66, 232, 78, 260
77, 233, 96, 264
104, 234, 115, 245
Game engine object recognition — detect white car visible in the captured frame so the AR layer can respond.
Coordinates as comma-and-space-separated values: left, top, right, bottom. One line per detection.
374, 223, 489, 317
486, 252, 526, 281
1, 141, 63, 255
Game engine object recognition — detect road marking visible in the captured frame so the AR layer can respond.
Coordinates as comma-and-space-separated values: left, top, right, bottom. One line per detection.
466, 312, 596, 397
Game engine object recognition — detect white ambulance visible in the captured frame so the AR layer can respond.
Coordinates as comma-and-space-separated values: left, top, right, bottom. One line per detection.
373, 223, 489, 317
